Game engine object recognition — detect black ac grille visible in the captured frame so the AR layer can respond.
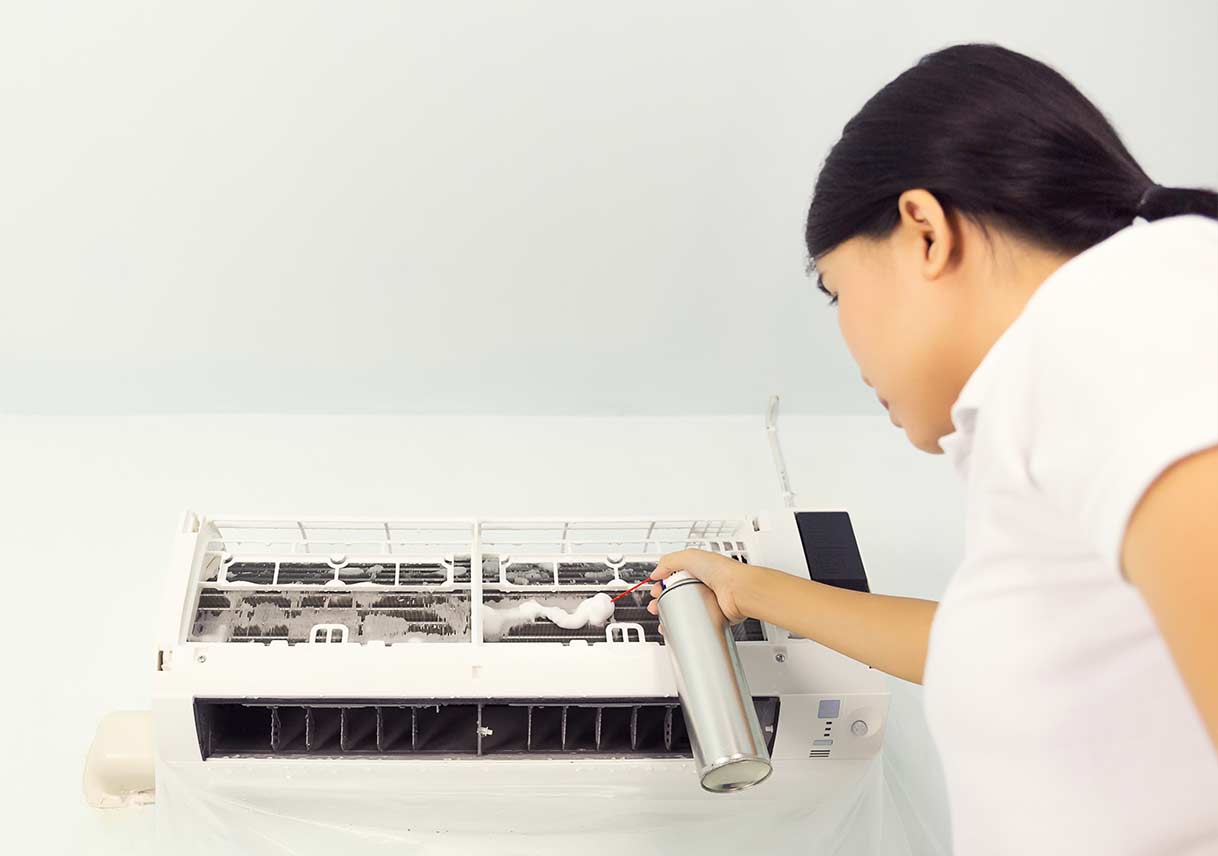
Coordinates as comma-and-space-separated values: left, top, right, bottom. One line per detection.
189, 590, 471, 643
194, 697, 780, 760
191, 588, 766, 645
218, 559, 467, 586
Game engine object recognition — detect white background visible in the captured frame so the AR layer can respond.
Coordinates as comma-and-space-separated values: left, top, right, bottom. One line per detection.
1, 1, 1215, 853
2, 0, 1215, 414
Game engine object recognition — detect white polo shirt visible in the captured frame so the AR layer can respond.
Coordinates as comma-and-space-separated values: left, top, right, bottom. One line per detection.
923, 215, 1218, 855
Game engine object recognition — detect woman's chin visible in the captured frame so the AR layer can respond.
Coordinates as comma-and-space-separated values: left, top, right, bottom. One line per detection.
882, 406, 944, 454
903, 423, 945, 455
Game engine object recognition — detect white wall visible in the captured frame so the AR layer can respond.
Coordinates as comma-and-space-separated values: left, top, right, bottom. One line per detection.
2, 0, 1215, 415
1, 413, 961, 854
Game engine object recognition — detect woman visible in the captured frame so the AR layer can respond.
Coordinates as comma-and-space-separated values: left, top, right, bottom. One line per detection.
648, 44, 1218, 854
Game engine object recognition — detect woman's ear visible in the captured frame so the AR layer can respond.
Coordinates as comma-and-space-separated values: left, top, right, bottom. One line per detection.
896, 189, 954, 280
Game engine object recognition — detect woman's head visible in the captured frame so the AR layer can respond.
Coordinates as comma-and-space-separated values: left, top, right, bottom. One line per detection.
806, 43, 1218, 453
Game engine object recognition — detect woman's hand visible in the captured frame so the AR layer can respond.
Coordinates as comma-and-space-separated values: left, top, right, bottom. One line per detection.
645, 549, 759, 624
646, 548, 940, 684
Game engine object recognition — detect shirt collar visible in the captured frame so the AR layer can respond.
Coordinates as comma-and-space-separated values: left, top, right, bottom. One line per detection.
937, 358, 990, 474
935, 279, 1050, 472
934, 242, 1087, 474
936, 313, 1022, 474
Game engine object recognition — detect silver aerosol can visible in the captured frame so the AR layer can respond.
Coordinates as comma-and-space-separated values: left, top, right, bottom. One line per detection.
656, 571, 772, 792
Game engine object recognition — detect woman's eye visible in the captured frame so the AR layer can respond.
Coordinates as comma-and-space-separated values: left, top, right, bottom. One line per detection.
816, 277, 838, 306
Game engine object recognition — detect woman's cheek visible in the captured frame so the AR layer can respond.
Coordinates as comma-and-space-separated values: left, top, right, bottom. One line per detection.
835, 302, 861, 362
837, 300, 878, 380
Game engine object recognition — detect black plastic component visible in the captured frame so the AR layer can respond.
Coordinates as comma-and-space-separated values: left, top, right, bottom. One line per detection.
528, 705, 563, 751
306, 707, 341, 752
794, 511, 870, 593
224, 562, 275, 584
377, 706, 413, 752
633, 704, 668, 752
666, 707, 688, 752
563, 706, 598, 751
194, 697, 780, 760
479, 705, 529, 754
205, 703, 272, 755
399, 562, 449, 584
276, 563, 336, 585
271, 706, 307, 752
416, 704, 478, 752
597, 706, 633, 753
341, 707, 379, 751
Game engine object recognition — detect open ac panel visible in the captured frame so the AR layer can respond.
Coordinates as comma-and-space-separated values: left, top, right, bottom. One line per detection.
182, 517, 762, 647
152, 510, 888, 792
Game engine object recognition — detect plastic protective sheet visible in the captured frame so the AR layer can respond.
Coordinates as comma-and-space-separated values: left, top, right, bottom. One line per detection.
154, 755, 925, 856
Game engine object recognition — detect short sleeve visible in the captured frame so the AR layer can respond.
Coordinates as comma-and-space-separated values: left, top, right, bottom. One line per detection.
1024, 217, 1218, 575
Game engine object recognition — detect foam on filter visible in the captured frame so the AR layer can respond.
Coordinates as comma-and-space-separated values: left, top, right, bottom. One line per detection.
479, 593, 615, 641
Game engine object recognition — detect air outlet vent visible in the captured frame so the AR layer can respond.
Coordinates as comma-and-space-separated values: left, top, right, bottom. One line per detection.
195, 697, 780, 760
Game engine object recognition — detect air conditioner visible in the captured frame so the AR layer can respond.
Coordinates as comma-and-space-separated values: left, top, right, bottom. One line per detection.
88, 508, 889, 832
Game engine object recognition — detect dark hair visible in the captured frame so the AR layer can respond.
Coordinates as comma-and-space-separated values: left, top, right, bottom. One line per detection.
806, 44, 1218, 263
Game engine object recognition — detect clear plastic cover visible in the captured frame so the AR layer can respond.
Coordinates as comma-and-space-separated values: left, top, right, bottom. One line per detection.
155, 756, 925, 855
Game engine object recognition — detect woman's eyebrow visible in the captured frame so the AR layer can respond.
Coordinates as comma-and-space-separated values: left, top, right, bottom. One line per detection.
816, 274, 831, 296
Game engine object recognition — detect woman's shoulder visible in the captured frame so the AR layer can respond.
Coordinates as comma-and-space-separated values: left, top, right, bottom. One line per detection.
1093, 214, 1218, 271
1020, 214, 1216, 343
948, 214, 1215, 457
1057, 215, 1214, 293
973, 212, 1217, 455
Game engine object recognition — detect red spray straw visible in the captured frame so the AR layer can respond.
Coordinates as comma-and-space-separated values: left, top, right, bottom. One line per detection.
610, 576, 655, 603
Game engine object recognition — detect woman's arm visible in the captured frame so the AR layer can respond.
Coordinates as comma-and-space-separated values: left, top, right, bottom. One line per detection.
647, 550, 938, 684
1122, 445, 1218, 751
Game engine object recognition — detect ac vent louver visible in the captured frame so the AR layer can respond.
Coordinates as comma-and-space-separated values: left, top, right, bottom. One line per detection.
194, 697, 780, 760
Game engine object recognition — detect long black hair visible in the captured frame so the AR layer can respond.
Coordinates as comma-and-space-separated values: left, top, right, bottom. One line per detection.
806, 44, 1218, 262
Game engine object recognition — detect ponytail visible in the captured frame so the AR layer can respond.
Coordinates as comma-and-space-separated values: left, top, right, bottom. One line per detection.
806, 44, 1218, 263
1136, 184, 1218, 222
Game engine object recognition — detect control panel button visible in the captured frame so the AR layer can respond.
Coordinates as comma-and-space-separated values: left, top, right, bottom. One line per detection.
850, 719, 868, 737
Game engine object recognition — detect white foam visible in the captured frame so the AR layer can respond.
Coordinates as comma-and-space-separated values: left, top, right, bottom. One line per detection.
479, 593, 616, 641
190, 591, 473, 643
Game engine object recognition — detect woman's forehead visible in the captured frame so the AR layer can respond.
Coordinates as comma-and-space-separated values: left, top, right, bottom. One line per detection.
818, 236, 889, 277
811, 244, 851, 283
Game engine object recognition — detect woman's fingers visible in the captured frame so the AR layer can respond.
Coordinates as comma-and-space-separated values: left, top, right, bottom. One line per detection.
648, 550, 695, 609
647, 550, 698, 620
650, 563, 675, 580
652, 549, 697, 582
